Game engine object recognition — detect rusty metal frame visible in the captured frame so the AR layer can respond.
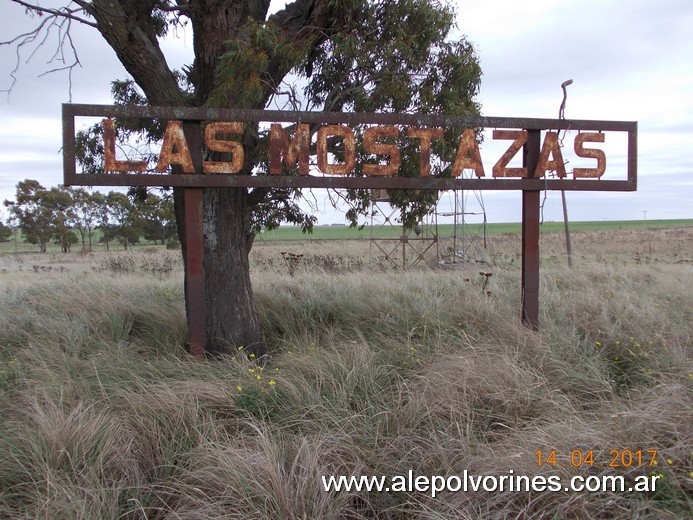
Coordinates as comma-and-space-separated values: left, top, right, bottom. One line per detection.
61, 103, 638, 352
62, 104, 637, 191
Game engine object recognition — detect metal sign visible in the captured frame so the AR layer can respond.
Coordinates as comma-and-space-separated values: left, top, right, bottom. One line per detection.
63, 104, 636, 190
62, 104, 637, 356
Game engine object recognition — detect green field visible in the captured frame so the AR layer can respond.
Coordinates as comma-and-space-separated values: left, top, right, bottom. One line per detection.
1, 219, 691, 254
258, 218, 693, 241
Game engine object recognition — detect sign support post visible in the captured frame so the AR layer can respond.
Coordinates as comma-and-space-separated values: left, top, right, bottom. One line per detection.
183, 187, 206, 357
521, 130, 541, 330
182, 122, 206, 356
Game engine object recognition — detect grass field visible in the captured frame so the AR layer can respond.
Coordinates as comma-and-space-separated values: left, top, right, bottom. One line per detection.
1, 219, 691, 254
0, 226, 691, 518
257, 219, 693, 241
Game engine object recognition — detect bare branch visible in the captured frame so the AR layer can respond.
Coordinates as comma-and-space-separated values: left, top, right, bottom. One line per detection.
9, 1, 97, 27
268, 80, 305, 112
88, 0, 184, 106
1, 4, 88, 99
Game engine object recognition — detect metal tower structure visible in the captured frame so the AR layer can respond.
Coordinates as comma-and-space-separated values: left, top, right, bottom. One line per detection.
436, 186, 491, 266
368, 181, 491, 268
368, 189, 438, 269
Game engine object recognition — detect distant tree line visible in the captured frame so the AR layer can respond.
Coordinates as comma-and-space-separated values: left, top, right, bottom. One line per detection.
2, 179, 176, 252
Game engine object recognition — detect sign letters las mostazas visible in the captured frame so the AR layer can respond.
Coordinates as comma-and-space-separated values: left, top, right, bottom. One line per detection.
63, 105, 636, 191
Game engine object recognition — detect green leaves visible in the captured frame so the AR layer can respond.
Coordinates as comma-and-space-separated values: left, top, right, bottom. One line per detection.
3, 181, 78, 252
210, 19, 308, 109
302, 0, 479, 116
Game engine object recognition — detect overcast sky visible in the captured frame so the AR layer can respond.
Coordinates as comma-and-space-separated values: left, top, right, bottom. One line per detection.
1, 0, 691, 225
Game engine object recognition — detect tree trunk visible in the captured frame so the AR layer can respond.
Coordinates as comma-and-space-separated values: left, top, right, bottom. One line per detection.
202, 187, 265, 357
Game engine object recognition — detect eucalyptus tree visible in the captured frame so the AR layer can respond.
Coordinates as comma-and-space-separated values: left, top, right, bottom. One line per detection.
3, 179, 57, 253
2, 180, 77, 253
137, 193, 177, 245
4, 0, 482, 357
105, 191, 141, 250
48, 186, 78, 253
67, 187, 101, 250
0, 221, 12, 243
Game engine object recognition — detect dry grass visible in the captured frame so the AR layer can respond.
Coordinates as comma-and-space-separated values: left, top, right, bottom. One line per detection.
0, 227, 691, 519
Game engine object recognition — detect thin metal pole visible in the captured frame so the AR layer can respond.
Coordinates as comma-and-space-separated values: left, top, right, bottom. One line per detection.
559, 79, 574, 268
402, 232, 406, 270
453, 190, 458, 262
561, 190, 573, 268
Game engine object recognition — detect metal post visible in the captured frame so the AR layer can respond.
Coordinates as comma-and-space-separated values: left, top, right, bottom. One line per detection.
522, 130, 541, 330
453, 190, 458, 262
561, 189, 573, 268
182, 122, 206, 357
184, 188, 206, 357
559, 79, 574, 268
402, 233, 407, 270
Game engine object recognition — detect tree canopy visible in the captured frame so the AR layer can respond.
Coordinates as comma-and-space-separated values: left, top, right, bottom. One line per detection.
5, 0, 482, 356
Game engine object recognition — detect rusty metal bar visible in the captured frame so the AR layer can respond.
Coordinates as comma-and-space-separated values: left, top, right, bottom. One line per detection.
63, 173, 635, 191
184, 188, 206, 357
62, 103, 637, 132
182, 122, 206, 358
62, 104, 76, 181
628, 126, 638, 190
521, 130, 541, 331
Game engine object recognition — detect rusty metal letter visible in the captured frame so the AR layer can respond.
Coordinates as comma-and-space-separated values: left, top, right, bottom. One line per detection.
451, 128, 485, 178
317, 125, 356, 175
269, 123, 310, 175
203, 122, 244, 174
103, 119, 147, 172
363, 126, 400, 176
573, 132, 606, 178
535, 131, 566, 178
156, 120, 195, 173
407, 127, 444, 177
492, 129, 528, 177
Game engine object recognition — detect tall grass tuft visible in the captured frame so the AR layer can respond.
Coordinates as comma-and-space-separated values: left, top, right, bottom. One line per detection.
0, 246, 691, 519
